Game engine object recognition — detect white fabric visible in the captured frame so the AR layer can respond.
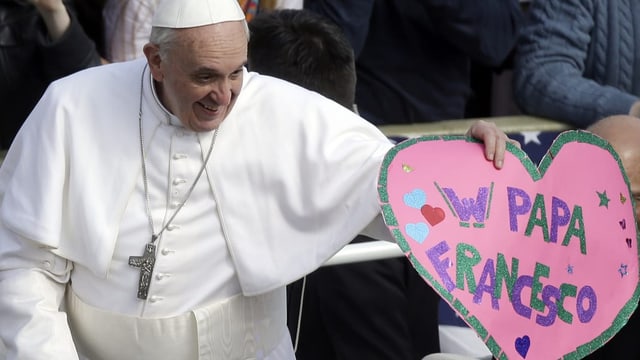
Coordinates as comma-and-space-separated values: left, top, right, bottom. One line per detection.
152, 0, 245, 28
103, 0, 159, 62
70, 89, 241, 316
438, 325, 493, 360
67, 287, 290, 359
0, 58, 393, 358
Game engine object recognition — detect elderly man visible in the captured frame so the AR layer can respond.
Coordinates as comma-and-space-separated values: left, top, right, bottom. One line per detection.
0, 0, 513, 358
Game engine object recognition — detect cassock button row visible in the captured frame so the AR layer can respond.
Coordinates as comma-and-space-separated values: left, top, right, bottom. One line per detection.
173, 178, 187, 185
166, 224, 181, 231
156, 273, 171, 280
161, 248, 175, 256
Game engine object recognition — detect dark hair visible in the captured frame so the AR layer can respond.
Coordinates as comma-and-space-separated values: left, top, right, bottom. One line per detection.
248, 9, 356, 109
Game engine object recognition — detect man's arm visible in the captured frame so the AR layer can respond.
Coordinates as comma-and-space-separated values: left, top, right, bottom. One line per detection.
512, 0, 639, 127
32, 0, 103, 80
0, 227, 78, 359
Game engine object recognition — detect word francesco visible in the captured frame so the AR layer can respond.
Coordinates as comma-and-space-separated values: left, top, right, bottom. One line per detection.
428, 185, 595, 327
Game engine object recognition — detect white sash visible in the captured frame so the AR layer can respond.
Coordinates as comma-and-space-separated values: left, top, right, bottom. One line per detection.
66, 288, 287, 360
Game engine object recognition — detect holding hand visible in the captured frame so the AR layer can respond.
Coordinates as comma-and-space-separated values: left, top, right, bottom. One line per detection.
465, 120, 521, 169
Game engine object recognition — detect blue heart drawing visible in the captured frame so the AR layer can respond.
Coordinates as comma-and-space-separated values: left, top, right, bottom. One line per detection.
515, 335, 530, 358
405, 222, 429, 244
403, 189, 427, 209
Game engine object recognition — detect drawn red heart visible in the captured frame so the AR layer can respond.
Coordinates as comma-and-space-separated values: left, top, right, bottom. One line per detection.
378, 132, 640, 359
421, 204, 445, 226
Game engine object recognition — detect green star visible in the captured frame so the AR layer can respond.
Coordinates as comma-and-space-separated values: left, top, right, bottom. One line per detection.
597, 190, 610, 208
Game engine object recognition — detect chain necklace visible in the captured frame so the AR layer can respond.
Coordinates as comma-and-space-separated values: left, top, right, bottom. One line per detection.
128, 64, 218, 300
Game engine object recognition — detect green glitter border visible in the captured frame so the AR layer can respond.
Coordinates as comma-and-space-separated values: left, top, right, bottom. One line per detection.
377, 131, 640, 360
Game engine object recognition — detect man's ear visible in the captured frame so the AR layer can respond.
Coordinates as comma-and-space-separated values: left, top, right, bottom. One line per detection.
143, 43, 163, 81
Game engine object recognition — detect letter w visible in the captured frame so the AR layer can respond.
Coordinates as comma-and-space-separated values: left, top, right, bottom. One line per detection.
443, 187, 490, 222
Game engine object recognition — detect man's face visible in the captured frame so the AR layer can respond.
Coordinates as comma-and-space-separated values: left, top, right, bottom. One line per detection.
146, 21, 247, 132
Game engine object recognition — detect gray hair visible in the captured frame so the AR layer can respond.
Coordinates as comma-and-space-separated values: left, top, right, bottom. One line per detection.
149, 22, 250, 61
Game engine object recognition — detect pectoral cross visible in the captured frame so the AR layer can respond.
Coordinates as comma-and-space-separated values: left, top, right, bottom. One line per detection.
129, 242, 157, 300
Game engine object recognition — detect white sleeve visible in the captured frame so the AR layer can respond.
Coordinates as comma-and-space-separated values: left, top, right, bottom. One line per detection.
0, 224, 78, 360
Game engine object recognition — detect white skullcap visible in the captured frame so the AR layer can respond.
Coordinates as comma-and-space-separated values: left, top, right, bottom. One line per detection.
151, 0, 246, 28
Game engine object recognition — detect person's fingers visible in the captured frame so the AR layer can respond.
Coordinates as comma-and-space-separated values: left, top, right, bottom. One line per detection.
492, 135, 507, 170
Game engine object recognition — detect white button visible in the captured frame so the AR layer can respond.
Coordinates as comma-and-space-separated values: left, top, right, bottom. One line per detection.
42, 260, 51, 269
170, 201, 182, 209
173, 153, 188, 160
161, 248, 175, 256
155, 273, 171, 280
149, 295, 164, 303
173, 178, 187, 185
167, 224, 181, 231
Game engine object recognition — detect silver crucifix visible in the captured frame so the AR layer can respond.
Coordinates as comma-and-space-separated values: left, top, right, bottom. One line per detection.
129, 243, 157, 300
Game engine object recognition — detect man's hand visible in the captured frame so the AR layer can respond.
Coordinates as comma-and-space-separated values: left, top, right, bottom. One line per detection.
465, 120, 521, 169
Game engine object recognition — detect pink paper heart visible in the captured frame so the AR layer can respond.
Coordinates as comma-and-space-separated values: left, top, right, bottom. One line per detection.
378, 132, 640, 359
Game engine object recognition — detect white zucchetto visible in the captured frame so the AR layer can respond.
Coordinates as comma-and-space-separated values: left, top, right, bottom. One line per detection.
151, 0, 246, 29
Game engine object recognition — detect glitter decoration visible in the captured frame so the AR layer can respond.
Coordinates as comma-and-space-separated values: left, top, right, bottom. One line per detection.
420, 204, 446, 226
576, 286, 597, 323
376, 131, 640, 360
435, 181, 458, 219
484, 337, 503, 360
515, 335, 531, 358
597, 190, 610, 208
405, 222, 429, 244
403, 188, 426, 209
618, 264, 628, 277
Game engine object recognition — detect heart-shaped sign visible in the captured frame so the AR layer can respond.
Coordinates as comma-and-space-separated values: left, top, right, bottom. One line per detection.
378, 131, 640, 359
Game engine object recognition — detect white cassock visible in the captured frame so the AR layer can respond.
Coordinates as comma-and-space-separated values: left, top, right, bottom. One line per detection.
0, 59, 394, 359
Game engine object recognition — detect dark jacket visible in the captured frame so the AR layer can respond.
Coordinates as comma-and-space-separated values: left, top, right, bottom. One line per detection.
0, 0, 101, 149
306, 0, 523, 125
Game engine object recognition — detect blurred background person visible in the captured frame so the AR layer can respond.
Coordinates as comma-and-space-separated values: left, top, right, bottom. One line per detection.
513, 0, 640, 128
101, 0, 159, 62
0, 0, 102, 149
304, 0, 523, 125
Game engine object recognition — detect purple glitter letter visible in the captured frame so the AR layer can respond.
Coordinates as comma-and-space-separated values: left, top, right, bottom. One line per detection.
507, 187, 531, 232
535, 284, 560, 327
473, 258, 500, 310
511, 275, 533, 319
550, 196, 570, 243
577, 286, 597, 323
443, 187, 489, 222
426, 241, 456, 292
